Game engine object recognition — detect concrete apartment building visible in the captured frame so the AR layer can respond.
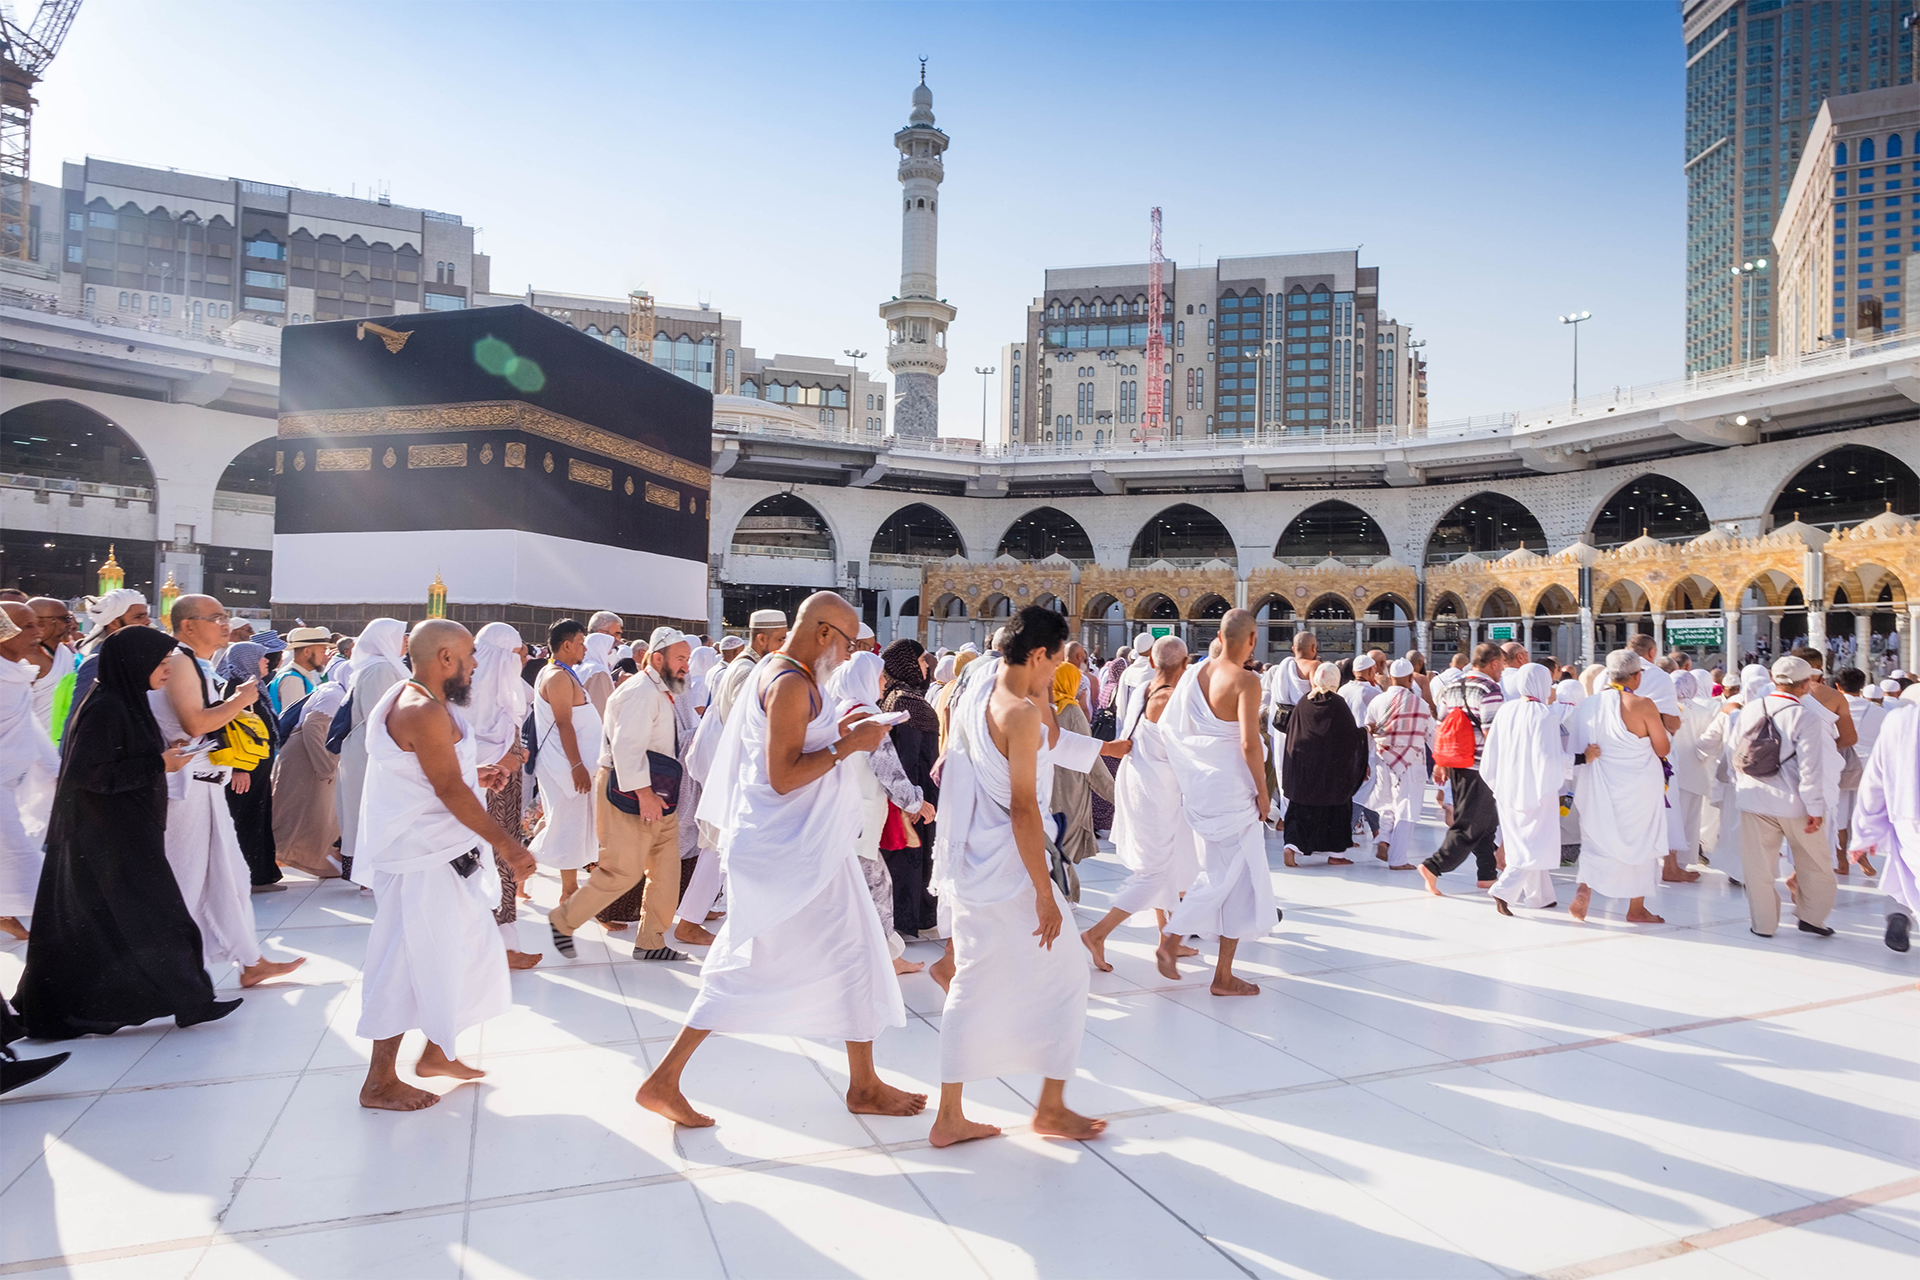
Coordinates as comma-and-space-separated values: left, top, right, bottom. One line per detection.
50, 157, 485, 333
1682, 0, 1920, 372
1001, 249, 1425, 446
1773, 83, 1920, 356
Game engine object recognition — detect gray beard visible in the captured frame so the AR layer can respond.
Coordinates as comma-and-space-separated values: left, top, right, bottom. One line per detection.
662, 671, 685, 695
812, 650, 845, 686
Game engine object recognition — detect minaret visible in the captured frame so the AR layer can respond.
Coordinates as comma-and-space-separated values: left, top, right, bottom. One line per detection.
878, 61, 955, 440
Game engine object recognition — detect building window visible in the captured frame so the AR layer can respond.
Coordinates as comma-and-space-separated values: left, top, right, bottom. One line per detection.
243, 295, 285, 313
85, 286, 95, 305
243, 238, 285, 261
219, 304, 230, 318
66, 244, 82, 263
88, 211, 116, 229
244, 270, 287, 289
423, 292, 465, 311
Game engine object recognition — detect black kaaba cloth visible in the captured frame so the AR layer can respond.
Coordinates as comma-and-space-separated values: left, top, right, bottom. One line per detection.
273, 305, 711, 619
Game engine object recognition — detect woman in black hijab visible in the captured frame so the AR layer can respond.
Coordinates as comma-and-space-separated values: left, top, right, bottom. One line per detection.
878, 638, 940, 938
14, 628, 241, 1039
1281, 661, 1370, 869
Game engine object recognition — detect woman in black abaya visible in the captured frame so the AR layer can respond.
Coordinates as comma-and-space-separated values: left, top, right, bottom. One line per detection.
14, 627, 241, 1040
1281, 660, 1371, 869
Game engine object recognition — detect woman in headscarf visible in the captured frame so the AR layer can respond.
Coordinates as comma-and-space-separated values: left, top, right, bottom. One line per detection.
469, 622, 540, 969
879, 639, 941, 939
831, 650, 934, 972
1048, 659, 1114, 872
685, 644, 722, 716
214, 640, 281, 889
270, 681, 344, 878
336, 617, 407, 884
15, 628, 241, 1039
1553, 678, 1588, 862
577, 631, 618, 714
1281, 662, 1370, 866
1484, 662, 1575, 914
933, 650, 975, 753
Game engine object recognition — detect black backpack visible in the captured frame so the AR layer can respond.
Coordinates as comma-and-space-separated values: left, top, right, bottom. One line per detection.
1734, 700, 1785, 778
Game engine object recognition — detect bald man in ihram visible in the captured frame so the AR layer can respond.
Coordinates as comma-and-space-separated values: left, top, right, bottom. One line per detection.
638, 593, 922, 1128
355, 620, 538, 1110
1158, 609, 1276, 996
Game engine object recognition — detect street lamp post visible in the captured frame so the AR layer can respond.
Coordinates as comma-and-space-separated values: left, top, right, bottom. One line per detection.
1731, 259, 1769, 364
1558, 311, 1591, 412
974, 365, 995, 439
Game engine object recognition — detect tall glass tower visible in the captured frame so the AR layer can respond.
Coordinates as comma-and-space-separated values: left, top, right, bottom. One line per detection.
1683, 0, 1915, 372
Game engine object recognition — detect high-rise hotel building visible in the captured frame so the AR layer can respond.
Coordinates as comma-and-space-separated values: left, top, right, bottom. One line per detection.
1002, 249, 1424, 446
1682, 0, 1918, 371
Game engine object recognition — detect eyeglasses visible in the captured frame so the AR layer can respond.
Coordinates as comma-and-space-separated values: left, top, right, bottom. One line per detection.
181, 613, 231, 626
823, 622, 858, 651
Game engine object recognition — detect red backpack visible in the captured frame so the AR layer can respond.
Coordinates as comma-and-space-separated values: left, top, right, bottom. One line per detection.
1433, 705, 1479, 768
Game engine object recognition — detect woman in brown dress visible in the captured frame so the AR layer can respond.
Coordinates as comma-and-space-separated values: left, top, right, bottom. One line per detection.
269, 681, 344, 877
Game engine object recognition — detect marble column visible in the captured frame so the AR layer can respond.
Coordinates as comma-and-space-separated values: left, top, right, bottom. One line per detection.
1856, 613, 1874, 675
1416, 619, 1430, 657
1354, 618, 1366, 657
1651, 611, 1666, 653
1520, 615, 1534, 653
1579, 606, 1595, 667
1723, 608, 1741, 671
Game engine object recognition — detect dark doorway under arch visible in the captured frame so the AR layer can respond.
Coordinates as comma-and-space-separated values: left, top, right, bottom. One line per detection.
1131, 503, 1234, 564
999, 506, 1094, 561
217, 439, 279, 497
0, 399, 155, 488
1591, 474, 1709, 546
870, 503, 963, 561
731, 494, 834, 558
1277, 501, 1390, 563
1771, 445, 1920, 529
1425, 493, 1547, 564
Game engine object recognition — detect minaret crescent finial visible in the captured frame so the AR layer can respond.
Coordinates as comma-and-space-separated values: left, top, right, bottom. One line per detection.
920, 56, 927, 84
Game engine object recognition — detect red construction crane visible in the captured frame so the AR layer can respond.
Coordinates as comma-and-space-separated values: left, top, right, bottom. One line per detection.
1141, 206, 1166, 441
1, 0, 83, 259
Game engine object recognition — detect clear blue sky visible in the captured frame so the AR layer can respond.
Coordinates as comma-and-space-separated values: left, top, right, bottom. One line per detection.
36, 0, 1684, 434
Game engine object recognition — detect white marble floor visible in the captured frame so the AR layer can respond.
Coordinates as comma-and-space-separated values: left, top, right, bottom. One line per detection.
2, 808, 1917, 1279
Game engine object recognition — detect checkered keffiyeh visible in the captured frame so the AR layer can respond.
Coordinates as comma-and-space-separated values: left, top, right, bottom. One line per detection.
1370, 685, 1434, 769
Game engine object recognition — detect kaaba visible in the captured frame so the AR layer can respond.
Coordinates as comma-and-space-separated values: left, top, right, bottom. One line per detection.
273, 305, 711, 626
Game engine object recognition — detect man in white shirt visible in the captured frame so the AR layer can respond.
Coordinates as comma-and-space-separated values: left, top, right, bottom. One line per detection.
1112, 631, 1157, 734
712, 609, 788, 722
550, 627, 692, 961
1732, 655, 1836, 938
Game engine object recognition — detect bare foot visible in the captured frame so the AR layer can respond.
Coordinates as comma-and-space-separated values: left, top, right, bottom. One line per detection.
359, 1078, 439, 1111
929, 1113, 1002, 1147
1857, 852, 1878, 877
705, 911, 725, 922
637, 1077, 715, 1127
1283, 845, 1300, 868
1625, 904, 1666, 924
1418, 865, 1442, 897
1175, 942, 1199, 957
929, 948, 956, 994
673, 920, 716, 947
1375, 843, 1390, 862
0, 916, 27, 941
1211, 973, 1260, 997
847, 1080, 927, 1116
1154, 933, 1182, 980
415, 1054, 484, 1081
1388, 863, 1415, 871
1835, 857, 1850, 877
1785, 872, 1800, 900
893, 957, 925, 975
1569, 886, 1591, 922
605, 920, 632, 932
1032, 1104, 1108, 1140
1493, 896, 1513, 917
1662, 856, 1701, 883
1327, 857, 1354, 866
1082, 929, 1113, 973
506, 950, 543, 970
239, 956, 306, 987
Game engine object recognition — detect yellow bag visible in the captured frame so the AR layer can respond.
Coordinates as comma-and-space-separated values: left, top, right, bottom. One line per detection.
209, 711, 271, 771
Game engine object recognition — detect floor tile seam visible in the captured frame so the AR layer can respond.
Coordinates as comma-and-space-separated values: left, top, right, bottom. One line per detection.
0, 1011, 177, 1200
1070, 1131, 1262, 1279
1530, 1173, 1920, 1280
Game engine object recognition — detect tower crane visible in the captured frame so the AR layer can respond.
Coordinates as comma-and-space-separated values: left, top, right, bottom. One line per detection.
1, 0, 82, 260
1140, 206, 1166, 441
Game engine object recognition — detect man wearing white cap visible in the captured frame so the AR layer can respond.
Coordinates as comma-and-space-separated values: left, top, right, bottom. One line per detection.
1567, 649, 1669, 924
1850, 683, 1920, 953
857, 621, 877, 653
550, 627, 692, 961
1113, 632, 1157, 740
1731, 654, 1837, 938
712, 609, 788, 723
1364, 659, 1433, 869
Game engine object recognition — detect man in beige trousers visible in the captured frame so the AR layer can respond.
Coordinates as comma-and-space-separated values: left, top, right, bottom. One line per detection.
1732, 654, 1837, 939
549, 626, 693, 961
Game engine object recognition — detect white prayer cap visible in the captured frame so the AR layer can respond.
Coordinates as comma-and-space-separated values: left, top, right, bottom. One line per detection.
1352, 653, 1376, 674
614, 644, 634, 663
1891, 668, 1909, 679
1865, 682, 1885, 700
1770, 654, 1815, 684
933, 654, 956, 682
1133, 631, 1154, 652
748, 609, 787, 629
719, 634, 745, 651
1604, 648, 1643, 681
857, 621, 875, 641
958, 642, 980, 655
1903, 683, 1920, 705
647, 625, 689, 652
1389, 658, 1415, 678
1882, 678, 1903, 694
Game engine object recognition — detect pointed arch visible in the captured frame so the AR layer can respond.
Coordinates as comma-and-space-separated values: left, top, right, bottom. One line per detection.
1589, 473, 1710, 546
1131, 502, 1234, 564
870, 502, 965, 561
1276, 500, 1390, 563
0, 399, 157, 489
1768, 444, 1920, 529
1424, 492, 1547, 563
729, 493, 835, 559
998, 506, 1094, 561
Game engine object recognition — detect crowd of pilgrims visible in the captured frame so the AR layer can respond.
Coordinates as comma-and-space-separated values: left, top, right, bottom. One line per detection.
0, 583, 1915, 1141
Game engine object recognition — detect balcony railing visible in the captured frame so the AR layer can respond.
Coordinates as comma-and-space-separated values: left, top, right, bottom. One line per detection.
1, 290, 283, 357
3, 472, 155, 502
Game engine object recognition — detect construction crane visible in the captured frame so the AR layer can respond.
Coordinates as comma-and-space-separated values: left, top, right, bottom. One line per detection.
1, 0, 81, 260
1140, 206, 1166, 441
626, 288, 655, 363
